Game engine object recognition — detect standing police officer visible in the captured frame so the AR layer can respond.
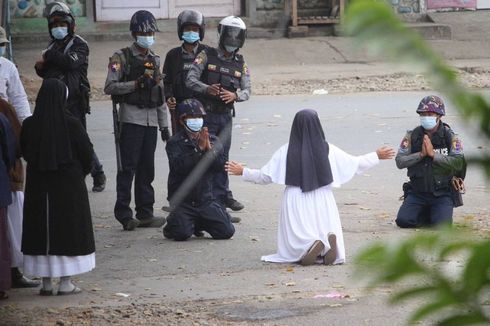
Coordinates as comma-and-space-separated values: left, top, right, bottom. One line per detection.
34, 2, 106, 192
186, 16, 251, 213
162, 9, 208, 135
104, 10, 169, 231
395, 95, 466, 228
163, 99, 235, 241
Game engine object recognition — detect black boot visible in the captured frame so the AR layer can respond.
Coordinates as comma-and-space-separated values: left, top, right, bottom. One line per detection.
11, 268, 40, 288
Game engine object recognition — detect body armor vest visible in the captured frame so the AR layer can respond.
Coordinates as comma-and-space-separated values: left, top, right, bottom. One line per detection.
116, 47, 162, 108
408, 123, 453, 194
173, 44, 206, 103
199, 48, 243, 114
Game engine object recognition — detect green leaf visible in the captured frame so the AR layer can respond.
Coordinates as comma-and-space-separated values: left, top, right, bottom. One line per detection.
437, 313, 489, 326
462, 240, 490, 293
389, 286, 438, 303
409, 299, 458, 323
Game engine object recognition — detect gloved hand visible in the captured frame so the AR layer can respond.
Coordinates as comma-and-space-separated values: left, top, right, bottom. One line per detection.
136, 75, 156, 90
160, 127, 170, 142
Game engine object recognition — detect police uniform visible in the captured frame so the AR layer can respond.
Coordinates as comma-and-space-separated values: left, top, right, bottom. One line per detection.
104, 43, 167, 226
395, 122, 465, 227
185, 47, 251, 205
163, 130, 235, 241
35, 30, 106, 188
162, 43, 208, 134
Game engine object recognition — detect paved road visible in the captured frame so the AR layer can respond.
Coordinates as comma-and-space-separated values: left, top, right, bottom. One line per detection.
5, 91, 489, 325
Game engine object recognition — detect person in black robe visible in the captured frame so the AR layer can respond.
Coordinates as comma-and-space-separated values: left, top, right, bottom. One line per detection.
21, 78, 95, 296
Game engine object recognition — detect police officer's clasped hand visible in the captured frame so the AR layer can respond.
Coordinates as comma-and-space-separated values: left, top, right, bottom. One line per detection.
423, 135, 434, 158
220, 88, 237, 104
198, 127, 212, 151
136, 74, 156, 90
160, 127, 170, 142
166, 97, 177, 110
206, 84, 221, 97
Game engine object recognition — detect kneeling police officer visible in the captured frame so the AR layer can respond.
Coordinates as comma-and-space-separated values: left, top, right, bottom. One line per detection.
163, 99, 235, 241
395, 95, 466, 228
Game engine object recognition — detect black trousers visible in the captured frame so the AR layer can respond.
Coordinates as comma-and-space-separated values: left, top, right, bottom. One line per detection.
163, 201, 235, 241
114, 123, 157, 224
204, 111, 233, 204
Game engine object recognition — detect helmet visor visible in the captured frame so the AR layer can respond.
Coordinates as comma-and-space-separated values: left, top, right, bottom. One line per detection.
179, 11, 204, 26
220, 26, 245, 48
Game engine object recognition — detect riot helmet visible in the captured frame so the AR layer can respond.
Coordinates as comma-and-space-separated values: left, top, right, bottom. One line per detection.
130, 10, 159, 33
416, 95, 445, 116
177, 10, 205, 41
217, 16, 246, 51
177, 99, 206, 118
45, 2, 75, 37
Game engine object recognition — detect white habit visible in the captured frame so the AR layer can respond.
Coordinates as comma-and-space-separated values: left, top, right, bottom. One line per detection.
242, 143, 379, 264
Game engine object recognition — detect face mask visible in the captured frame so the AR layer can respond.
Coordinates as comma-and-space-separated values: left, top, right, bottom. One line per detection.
224, 45, 238, 53
51, 27, 68, 40
0, 46, 5, 57
136, 35, 155, 49
182, 31, 200, 44
185, 118, 204, 132
420, 116, 438, 130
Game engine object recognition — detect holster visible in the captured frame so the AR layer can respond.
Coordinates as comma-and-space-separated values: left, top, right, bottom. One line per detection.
451, 176, 465, 208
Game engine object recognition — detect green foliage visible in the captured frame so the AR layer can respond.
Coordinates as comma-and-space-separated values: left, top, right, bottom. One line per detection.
354, 229, 490, 325
343, 0, 490, 177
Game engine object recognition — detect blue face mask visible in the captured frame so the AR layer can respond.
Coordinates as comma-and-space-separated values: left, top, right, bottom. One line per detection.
51, 27, 68, 40
0, 46, 5, 57
182, 31, 200, 44
136, 35, 155, 49
224, 45, 238, 53
185, 118, 204, 132
420, 116, 438, 130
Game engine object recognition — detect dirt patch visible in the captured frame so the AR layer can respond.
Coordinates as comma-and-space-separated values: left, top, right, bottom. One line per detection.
21, 68, 490, 104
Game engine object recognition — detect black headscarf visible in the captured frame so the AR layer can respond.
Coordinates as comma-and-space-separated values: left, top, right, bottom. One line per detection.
29, 78, 72, 171
285, 109, 333, 192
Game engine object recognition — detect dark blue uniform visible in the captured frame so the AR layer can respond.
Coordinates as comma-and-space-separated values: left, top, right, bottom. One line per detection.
163, 131, 234, 241
395, 123, 466, 227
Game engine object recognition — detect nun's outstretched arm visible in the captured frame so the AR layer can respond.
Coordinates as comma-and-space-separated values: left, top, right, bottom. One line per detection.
226, 161, 273, 185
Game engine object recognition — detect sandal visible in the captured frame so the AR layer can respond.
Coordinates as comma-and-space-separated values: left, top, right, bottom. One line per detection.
300, 240, 324, 266
57, 286, 82, 296
323, 233, 338, 265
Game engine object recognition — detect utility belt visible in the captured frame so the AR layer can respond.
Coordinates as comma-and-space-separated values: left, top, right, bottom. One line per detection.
201, 98, 234, 115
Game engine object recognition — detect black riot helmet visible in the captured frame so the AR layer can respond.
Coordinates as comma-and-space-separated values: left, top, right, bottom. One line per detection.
130, 10, 159, 33
45, 2, 75, 37
217, 16, 247, 50
177, 10, 205, 41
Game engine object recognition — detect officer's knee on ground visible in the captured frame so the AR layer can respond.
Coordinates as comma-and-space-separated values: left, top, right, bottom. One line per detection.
163, 226, 193, 241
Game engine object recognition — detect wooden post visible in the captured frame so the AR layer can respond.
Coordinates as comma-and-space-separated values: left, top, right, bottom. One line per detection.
291, 0, 298, 27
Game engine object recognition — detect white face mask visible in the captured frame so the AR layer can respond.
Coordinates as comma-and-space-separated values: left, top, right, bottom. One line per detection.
51, 26, 68, 40
420, 116, 438, 130
224, 45, 238, 53
0, 46, 5, 57
136, 35, 155, 49
185, 118, 204, 132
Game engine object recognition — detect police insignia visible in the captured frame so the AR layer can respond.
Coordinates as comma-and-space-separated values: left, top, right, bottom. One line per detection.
243, 63, 250, 76
193, 53, 205, 65
109, 61, 120, 72
398, 135, 410, 153
451, 136, 463, 154
208, 64, 217, 71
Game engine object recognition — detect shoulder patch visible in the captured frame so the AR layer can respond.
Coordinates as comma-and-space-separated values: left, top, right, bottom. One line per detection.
398, 132, 411, 154
243, 63, 250, 76
193, 51, 206, 65
451, 134, 463, 154
108, 53, 122, 72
